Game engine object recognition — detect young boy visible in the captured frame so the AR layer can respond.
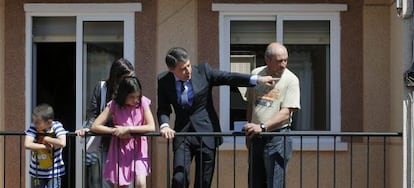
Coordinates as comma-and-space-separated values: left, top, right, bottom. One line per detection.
24, 104, 67, 188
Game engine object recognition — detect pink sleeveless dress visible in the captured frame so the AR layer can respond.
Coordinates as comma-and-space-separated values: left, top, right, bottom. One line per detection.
103, 96, 151, 186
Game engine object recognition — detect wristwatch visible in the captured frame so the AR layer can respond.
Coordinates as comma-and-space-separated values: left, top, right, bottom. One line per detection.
260, 123, 266, 132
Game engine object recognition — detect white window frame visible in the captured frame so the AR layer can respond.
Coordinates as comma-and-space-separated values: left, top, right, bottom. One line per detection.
212, 3, 348, 150
24, 3, 141, 187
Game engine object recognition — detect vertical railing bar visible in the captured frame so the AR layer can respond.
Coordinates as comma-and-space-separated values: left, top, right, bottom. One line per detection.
134, 135, 137, 188
300, 135, 303, 188
333, 136, 337, 188
52, 136, 55, 188
3, 135, 5, 188
350, 136, 353, 188
52, 135, 56, 187
20, 135, 23, 188
200, 136, 203, 188
317, 136, 320, 188
233, 135, 236, 188
367, 136, 370, 188
283, 134, 287, 187
383, 136, 386, 188
151, 136, 153, 188
117, 137, 120, 186
216, 142, 220, 188
166, 139, 171, 188
33, 134, 38, 186
67, 136, 71, 188
184, 135, 188, 188
83, 135, 86, 188
248, 139, 253, 188
98, 135, 103, 188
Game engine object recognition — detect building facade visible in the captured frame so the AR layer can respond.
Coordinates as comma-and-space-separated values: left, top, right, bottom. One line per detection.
1, 0, 413, 187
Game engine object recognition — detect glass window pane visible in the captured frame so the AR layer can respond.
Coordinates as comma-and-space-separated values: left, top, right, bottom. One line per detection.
284, 20, 330, 44
284, 20, 330, 131
84, 21, 124, 42
229, 20, 276, 130
33, 17, 76, 42
83, 21, 124, 116
231, 21, 276, 44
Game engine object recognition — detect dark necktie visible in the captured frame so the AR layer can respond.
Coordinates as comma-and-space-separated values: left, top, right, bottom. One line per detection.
180, 81, 189, 105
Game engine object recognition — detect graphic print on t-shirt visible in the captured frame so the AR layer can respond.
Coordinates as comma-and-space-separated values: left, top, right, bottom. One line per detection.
256, 88, 280, 107
34, 128, 55, 169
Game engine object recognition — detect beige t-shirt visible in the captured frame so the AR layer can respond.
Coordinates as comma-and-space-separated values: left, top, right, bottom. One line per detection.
250, 66, 301, 129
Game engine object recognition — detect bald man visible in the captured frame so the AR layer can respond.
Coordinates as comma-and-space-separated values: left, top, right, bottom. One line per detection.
243, 42, 301, 188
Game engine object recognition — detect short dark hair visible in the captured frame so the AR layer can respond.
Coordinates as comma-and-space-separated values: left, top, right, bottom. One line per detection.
32, 103, 54, 121
114, 76, 142, 108
165, 47, 189, 68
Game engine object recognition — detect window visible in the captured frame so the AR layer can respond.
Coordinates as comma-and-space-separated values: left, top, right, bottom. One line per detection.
213, 3, 347, 147
24, 3, 141, 187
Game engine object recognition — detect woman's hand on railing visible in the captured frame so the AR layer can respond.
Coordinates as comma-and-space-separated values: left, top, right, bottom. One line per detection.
74, 128, 90, 137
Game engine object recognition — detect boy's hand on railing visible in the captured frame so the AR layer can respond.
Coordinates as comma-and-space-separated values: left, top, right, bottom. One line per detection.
160, 127, 175, 139
44, 142, 53, 149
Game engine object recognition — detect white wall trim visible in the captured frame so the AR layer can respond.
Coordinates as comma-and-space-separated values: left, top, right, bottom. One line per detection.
212, 3, 347, 13
24, 14, 33, 188
24, 3, 141, 13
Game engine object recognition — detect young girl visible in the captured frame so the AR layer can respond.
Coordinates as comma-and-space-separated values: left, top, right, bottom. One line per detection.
91, 76, 155, 188
75, 58, 135, 188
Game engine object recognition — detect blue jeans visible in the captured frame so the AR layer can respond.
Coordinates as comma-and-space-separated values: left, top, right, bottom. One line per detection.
248, 128, 292, 188
31, 177, 61, 188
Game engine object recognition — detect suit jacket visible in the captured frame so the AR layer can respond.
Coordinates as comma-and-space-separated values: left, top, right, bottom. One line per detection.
157, 63, 253, 149
84, 81, 112, 150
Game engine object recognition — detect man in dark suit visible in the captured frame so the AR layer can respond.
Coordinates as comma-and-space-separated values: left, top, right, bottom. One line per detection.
157, 47, 276, 188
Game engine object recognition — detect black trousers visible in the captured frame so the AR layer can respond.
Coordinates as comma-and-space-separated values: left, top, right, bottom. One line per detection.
172, 136, 216, 188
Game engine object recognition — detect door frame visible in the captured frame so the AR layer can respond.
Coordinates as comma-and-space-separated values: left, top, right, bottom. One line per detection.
24, 3, 141, 187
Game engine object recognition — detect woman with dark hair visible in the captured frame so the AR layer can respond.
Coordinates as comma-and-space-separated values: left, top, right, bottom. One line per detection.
105, 58, 135, 101
75, 58, 134, 188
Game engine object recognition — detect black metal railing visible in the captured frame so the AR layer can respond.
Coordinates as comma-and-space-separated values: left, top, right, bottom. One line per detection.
0, 131, 402, 188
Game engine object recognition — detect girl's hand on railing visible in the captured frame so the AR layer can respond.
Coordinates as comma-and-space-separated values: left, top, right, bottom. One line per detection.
113, 126, 132, 139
